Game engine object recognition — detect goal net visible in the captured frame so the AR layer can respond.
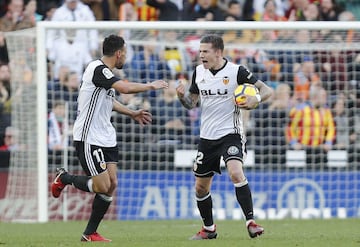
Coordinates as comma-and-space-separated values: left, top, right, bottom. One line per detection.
1, 21, 359, 222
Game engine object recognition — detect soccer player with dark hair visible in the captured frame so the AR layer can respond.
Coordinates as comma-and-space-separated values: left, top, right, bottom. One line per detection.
176, 34, 273, 240
51, 34, 168, 242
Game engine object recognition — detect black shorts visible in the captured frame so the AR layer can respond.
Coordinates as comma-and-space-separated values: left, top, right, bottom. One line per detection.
193, 133, 246, 177
74, 141, 119, 176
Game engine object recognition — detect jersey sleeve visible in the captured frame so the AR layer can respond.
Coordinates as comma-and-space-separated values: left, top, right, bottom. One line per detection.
189, 70, 199, 94
237, 65, 258, 85
93, 65, 119, 90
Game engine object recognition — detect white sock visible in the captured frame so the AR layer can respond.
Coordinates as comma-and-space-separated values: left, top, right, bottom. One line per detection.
203, 225, 215, 231
246, 219, 255, 227
87, 179, 93, 192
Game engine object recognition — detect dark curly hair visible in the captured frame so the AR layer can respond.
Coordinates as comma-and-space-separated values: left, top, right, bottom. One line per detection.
102, 35, 125, 56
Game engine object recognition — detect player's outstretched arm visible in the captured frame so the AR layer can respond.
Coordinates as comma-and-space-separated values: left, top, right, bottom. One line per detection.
112, 99, 152, 126
112, 99, 136, 116
112, 79, 168, 94
130, 109, 152, 126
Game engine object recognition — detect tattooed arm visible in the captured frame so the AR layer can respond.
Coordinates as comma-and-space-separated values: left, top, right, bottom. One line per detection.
176, 82, 199, 110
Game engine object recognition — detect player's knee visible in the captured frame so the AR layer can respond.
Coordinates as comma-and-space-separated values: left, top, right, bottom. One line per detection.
93, 185, 106, 194
107, 180, 117, 194
93, 182, 112, 194
230, 173, 247, 184
228, 164, 245, 183
230, 172, 245, 184
195, 184, 209, 197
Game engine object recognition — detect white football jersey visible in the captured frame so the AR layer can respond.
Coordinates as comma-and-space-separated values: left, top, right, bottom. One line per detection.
73, 59, 119, 147
189, 59, 258, 140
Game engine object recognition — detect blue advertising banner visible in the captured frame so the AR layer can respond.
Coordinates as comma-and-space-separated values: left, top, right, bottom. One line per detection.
116, 171, 360, 220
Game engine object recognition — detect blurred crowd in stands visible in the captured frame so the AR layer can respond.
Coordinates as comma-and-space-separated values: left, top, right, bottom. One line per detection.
0, 0, 360, 168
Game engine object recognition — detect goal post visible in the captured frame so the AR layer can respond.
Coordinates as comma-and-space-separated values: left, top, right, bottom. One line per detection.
1, 21, 359, 222
36, 25, 49, 223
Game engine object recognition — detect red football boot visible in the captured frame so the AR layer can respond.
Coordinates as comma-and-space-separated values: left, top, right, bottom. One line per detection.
247, 220, 264, 238
189, 226, 217, 240
51, 167, 67, 198
81, 232, 112, 242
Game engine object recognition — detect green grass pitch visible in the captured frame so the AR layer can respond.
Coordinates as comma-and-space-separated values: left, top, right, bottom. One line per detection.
0, 219, 359, 247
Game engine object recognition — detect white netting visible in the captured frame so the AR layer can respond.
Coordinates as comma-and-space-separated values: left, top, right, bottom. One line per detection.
0, 28, 39, 222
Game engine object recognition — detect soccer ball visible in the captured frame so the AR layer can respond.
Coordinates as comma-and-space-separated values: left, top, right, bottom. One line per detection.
234, 83, 259, 105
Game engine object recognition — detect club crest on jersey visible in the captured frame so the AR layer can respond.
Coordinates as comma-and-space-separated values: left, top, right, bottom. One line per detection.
102, 68, 114, 79
227, 146, 239, 155
223, 76, 230, 85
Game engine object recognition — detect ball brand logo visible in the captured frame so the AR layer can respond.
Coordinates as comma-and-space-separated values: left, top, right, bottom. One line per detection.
277, 178, 325, 210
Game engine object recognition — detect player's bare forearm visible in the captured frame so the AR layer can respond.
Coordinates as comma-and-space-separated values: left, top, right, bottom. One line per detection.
255, 80, 274, 103
176, 82, 198, 109
112, 100, 151, 125
112, 80, 168, 94
112, 99, 135, 116
178, 93, 198, 110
